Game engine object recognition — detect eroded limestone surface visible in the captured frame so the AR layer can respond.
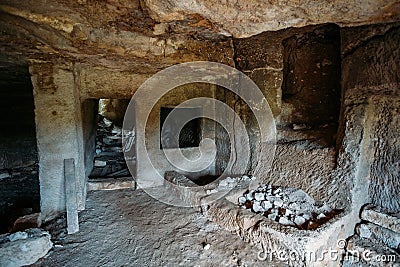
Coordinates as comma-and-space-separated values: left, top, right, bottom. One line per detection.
36, 188, 285, 266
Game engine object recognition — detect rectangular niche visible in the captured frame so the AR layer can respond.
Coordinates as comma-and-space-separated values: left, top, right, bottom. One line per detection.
160, 107, 201, 149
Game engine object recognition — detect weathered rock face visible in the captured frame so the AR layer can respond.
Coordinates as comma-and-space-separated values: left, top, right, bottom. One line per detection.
0, 0, 399, 73
143, 0, 400, 37
339, 23, 400, 212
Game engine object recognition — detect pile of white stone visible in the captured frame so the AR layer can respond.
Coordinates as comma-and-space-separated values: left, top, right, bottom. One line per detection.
238, 184, 337, 230
206, 175, 255, 194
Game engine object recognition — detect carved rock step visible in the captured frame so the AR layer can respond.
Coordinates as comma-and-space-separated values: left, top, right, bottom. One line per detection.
356, 222, 400, 251
361, 205, 400, 234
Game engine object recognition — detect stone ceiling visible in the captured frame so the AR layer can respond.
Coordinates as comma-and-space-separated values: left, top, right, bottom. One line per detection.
0, 0, 399, 73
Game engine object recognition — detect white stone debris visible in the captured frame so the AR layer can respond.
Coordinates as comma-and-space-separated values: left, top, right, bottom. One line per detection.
274, 199, 284, 207
206, 189, 218, 195
252, 201, 263, 213
238, 183, 337, 229
254, 192, 265, 201
238, 196, 246, 204
292, 123, 310, 130
203, 243, 211, 250
294, 216, 306, 226
261, 200, 273, 210
279, 216, 295, 226
0, 171, 11, 180
241, 175, 250, 181
245, 192, 253, 201
94, 160, 107, 167
268, 213, 277, 221
103, 118, 113, 127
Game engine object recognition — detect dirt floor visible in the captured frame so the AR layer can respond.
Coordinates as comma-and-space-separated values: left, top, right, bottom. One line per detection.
35, 188, 284, 266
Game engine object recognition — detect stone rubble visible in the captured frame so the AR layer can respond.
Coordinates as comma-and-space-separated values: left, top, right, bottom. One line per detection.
238, 184, 340, 230
206, 175, 255, 195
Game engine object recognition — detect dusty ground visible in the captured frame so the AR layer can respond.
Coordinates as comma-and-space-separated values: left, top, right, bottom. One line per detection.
35, 188, 284, 267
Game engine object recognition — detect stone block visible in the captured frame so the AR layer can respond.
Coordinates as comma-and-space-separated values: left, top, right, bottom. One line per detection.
361, 205, 400, 234
12, 213, 41, 232
0, 228, 52, 267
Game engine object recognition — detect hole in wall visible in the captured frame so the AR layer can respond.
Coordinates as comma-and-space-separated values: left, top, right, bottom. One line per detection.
160, 107, 202, 149
89, 98, 131, 179
0, 58, 39, 233
281, 23, 341, 146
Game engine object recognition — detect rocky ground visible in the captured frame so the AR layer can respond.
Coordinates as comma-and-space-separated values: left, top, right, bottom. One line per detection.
35, 188, 285, 267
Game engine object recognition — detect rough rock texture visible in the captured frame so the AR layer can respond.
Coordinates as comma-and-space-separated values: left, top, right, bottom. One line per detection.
339, 23, 400, 212
361, 205, 400, 234
143, 0, 400, 37
36, 189, 280, 266
265, 144, 336, 204
0, 228, 52, 267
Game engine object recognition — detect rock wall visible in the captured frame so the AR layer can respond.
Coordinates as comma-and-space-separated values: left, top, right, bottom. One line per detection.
339, 23, 400, 212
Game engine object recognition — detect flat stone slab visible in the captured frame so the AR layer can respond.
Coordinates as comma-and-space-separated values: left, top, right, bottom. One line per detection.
356, 222, 400, 250
87, 178, 135, 191
361, 205, 400, 234
0, 228, 53, 267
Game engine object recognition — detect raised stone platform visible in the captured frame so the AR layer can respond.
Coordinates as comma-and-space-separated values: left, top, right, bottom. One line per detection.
163, 173, 359, 266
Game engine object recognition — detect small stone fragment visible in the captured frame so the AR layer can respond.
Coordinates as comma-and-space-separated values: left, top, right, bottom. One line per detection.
206, 189, 218, 195
294, 216, 306, 226
285, 209, 293, 216
252, 201, 264, 213
317, 213, 327, 220
273, 188, 282, 195
302, 213, 312, 221
245, 192, 254, 201
0, 171, 11, 180
268, 213, 277, 221
288, 202, 299, 211
319, 204, 333, 213
261, 200, 273, 210
8, 231, 28, 242
219, 180, 228, 187
274, 199, 284, 207
94, 160, 107, 167
238, 196, 246, 204
242, 175, 250, 181
254, 192, 265, 201
279, 216, 295, 226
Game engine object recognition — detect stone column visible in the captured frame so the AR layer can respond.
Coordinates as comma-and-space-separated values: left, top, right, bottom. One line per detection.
29, 62, 86, 221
